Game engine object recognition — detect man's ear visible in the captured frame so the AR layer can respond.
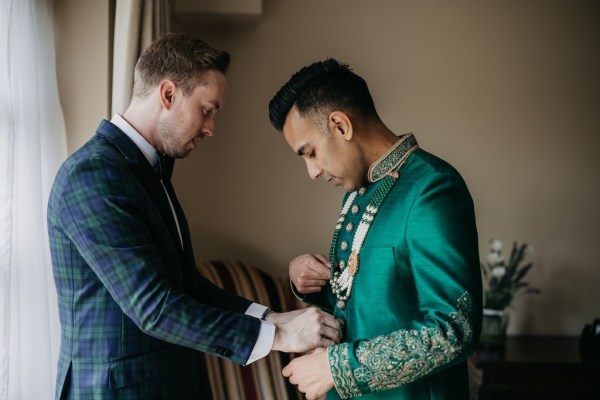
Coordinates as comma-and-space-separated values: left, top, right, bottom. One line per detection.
159, 80, 177, 110
328, 111, 354, 141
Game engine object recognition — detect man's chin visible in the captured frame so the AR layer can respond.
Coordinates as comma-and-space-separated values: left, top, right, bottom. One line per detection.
165, 148, 192, 159
343, 180, 367, 192
341, 182, 355, 192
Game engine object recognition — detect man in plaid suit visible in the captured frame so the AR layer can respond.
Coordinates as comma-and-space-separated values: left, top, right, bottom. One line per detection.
47, 34, 341, 399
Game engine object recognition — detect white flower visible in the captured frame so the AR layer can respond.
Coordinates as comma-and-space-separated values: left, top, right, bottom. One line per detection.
489, 239, 503, 252
486, 252, 504, 266
491, 266, 507, 279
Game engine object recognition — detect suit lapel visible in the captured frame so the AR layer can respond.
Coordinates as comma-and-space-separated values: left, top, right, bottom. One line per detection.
96, 120, 184, 254
160, 178, 196, 267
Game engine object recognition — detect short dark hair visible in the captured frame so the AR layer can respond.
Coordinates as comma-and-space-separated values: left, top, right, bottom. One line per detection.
132, 33, 230, 98
268, 58, 378, 131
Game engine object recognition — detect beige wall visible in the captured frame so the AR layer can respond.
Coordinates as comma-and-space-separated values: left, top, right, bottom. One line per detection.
54, 0, 600, 336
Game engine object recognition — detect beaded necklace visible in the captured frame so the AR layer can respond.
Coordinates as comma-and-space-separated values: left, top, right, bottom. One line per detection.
329, 134, 418, 310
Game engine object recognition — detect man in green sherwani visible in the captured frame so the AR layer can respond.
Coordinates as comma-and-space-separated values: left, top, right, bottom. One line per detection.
268, 59, 482, 399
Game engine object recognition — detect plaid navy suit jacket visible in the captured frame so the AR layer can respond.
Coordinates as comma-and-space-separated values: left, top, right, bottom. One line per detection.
47, 120, 261, 399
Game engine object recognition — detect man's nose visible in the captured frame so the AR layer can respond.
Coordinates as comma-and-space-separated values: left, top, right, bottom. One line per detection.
202, 119, 214, 137
306, 160, 322, 180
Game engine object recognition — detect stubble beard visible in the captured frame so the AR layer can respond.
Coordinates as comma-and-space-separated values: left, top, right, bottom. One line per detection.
157, 116, 191, 159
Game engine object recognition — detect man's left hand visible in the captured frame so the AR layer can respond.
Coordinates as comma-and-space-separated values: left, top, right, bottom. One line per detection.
282, 347, 334, 400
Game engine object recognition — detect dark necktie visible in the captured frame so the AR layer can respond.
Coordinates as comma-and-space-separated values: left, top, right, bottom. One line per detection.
155, 153, 174, 181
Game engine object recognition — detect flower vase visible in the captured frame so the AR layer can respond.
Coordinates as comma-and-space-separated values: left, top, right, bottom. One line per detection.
480, 308, 508, 351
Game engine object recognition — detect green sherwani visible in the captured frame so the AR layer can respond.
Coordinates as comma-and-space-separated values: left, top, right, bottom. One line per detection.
298, 139, 482, 399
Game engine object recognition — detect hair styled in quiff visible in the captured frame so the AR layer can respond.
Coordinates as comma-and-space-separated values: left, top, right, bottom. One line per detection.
132, 33, 230, 99
268, 58, 379, 132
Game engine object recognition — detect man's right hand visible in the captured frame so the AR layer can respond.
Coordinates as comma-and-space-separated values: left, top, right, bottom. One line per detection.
289, 254, 330, 294
268, 307, 340, 353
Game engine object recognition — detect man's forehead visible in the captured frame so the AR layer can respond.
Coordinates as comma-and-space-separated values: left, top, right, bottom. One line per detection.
283, 110, 312, 154
194, 70, 226, 96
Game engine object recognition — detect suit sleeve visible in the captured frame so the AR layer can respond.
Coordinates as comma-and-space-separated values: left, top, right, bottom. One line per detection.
327, 171, 482, 398
57, 156, 261, 364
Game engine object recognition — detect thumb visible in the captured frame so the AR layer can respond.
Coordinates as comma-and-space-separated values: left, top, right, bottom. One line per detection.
282, 365, 291, 377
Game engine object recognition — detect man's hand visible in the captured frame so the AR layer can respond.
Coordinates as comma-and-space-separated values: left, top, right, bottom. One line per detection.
289, 254, 330, 294
269, 308, 340, 353
283, 347, 334, 400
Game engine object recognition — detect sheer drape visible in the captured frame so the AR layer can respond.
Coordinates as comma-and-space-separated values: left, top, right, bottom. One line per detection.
0, 0, 66, 398
111, 0, 171, 116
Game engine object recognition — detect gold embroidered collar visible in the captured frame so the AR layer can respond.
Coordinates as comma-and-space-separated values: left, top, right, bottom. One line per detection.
367, 133, 419, 183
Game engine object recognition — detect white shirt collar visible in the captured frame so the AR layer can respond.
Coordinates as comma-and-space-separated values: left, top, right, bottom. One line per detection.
110, 113, 158, 166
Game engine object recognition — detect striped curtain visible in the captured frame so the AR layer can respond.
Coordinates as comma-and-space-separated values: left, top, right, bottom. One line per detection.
196, 260, 306, 400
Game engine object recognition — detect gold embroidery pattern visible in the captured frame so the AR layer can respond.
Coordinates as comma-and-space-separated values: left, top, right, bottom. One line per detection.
367, 133, 419, 182
328, 343, 361, 398
353, 292, 474, 393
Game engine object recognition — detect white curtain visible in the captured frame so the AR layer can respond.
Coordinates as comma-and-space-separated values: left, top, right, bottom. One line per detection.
0, 0, 66, 398
112, 0, 171, 116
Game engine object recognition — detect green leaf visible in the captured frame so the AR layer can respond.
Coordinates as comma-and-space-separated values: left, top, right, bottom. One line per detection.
509, 242, 527, 272
513, 262, 533, 283
508, 242, 518, 269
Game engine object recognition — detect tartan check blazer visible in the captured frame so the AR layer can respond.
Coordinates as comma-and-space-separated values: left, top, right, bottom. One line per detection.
47, 120, 261, 399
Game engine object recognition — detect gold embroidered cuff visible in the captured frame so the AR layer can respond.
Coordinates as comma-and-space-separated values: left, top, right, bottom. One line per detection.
328, 343, 362, 399
352, 291, 475, 393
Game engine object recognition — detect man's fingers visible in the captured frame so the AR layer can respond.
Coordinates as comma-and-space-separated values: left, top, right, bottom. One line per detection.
318, 337, 336, 348
320, 326, 341, 344
307, 256, 330, 278
306, 278, 329, 286
313, 261, 330, 274
304, 267, 329, 281
296, 274, 328, 293
313, 253, 330, 267
319, 311, 340, 329
312, 309, 342, 343
290, 254, 330, 290
282, 365, 292, 377
300, 286, 324, 294
317, 337, 335, 348
298, 278, 329, 288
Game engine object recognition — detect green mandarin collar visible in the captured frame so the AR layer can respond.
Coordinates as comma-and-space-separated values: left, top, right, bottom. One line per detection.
367, 133, 419, 183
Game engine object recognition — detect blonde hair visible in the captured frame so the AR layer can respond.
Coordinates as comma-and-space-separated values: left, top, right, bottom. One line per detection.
132, 33, 230, 99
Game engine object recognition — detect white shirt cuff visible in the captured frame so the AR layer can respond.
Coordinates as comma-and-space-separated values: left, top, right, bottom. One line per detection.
246, 302, 267, 319
244, 303, 275, 365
